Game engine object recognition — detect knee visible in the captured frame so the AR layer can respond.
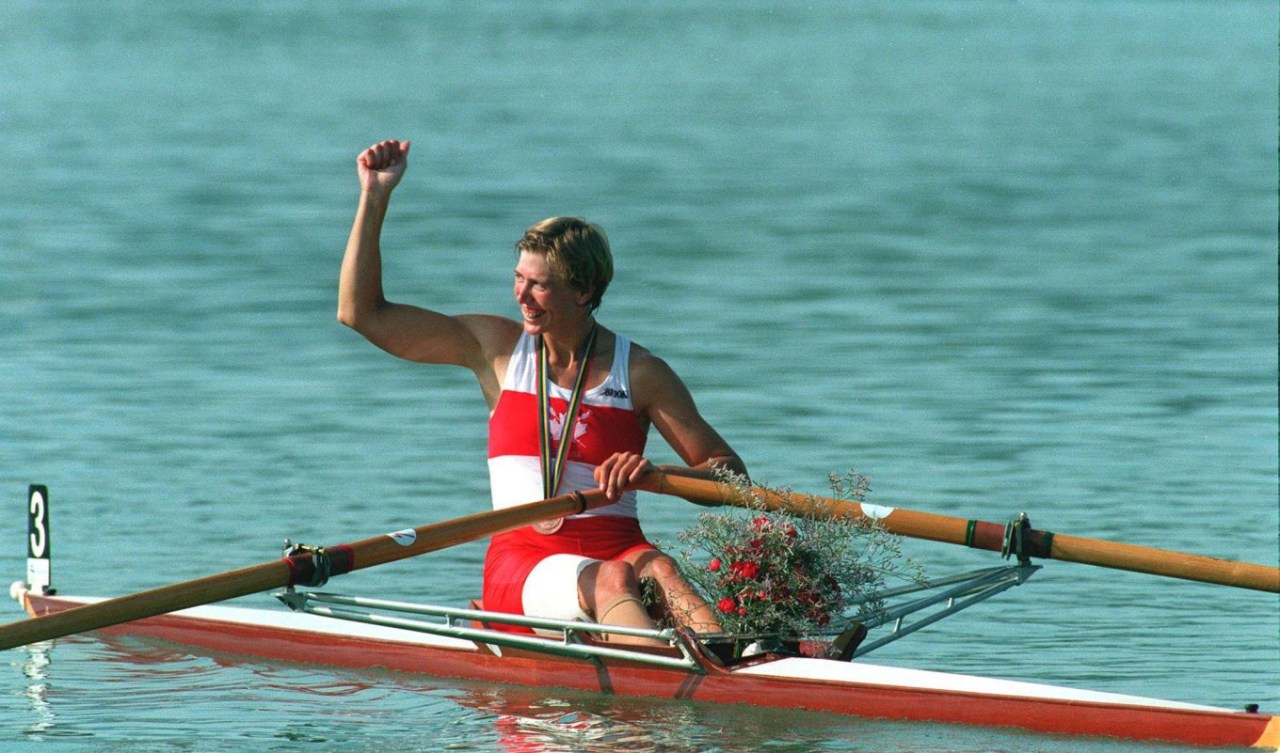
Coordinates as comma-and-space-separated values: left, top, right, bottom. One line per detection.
580, 560, 639, 611
592, 559, 640, 598
578, 559, 643, 618
638, 553, 680, 584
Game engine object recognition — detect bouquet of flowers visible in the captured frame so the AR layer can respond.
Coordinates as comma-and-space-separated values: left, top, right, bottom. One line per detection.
670, 471, 921, 643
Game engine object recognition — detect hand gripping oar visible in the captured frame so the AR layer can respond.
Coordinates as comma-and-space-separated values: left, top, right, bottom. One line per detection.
637, 473, 1280, 593
0, 489, 608, 651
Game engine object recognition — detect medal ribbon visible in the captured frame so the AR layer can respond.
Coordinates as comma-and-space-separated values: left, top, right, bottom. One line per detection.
537, 323, 599, 500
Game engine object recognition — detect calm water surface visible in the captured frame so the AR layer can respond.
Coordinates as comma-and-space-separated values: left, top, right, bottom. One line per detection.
1, 2, 1276, 752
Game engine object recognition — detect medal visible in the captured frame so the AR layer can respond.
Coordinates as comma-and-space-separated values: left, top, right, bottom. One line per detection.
532, 518, 564, 534
534, 323, 598, 535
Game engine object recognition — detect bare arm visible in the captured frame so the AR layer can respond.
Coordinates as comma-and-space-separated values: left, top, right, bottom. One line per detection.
641, 354, 747, 479
338, 140, 515, 403
594, 348, 747, 502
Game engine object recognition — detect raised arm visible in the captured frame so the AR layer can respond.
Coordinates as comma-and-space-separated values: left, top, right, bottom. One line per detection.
338, 139, 516, 403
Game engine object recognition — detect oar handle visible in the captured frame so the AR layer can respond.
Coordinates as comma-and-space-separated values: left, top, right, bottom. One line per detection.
638, 473, 1280, 593
3, 489, 611, 651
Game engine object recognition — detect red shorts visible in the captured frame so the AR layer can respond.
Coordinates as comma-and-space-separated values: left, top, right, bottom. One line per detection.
482, 516, 656, 634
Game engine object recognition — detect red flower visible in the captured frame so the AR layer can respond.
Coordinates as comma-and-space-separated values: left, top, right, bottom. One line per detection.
717, 597, 737, 613
708, 558, 721, 572
751, 516, 772, 532
729, 560, 760, 580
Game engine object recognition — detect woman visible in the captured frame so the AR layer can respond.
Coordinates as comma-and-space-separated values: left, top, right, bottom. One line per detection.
338, 139, 747, 643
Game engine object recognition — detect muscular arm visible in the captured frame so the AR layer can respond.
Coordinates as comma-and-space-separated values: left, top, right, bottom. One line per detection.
337, 140, 515, 405
639, 353, 747, 480
594, 347, 747, 502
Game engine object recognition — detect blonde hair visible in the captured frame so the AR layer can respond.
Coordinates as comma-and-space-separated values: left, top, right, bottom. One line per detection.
515, 217, 613, 311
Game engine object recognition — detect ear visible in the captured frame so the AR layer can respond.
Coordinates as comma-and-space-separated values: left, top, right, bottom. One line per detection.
575, 285, 595, 307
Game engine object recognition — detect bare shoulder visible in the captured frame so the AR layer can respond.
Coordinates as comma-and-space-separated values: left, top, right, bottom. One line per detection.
626, 338, 743, 472
626, 340, 695, 409
458, 313, 522, 358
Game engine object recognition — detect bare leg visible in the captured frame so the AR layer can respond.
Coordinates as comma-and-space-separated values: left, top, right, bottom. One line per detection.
625, 549, 722, 634
576, 560, 665, 646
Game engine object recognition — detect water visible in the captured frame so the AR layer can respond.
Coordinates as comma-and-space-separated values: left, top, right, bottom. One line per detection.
1, 1, 1276, 751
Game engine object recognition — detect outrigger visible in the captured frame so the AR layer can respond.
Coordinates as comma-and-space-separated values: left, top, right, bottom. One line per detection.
7, 478, 1280, 749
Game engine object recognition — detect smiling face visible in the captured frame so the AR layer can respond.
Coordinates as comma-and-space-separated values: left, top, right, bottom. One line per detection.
513, 250, 592, 337
514, 217, 613, 314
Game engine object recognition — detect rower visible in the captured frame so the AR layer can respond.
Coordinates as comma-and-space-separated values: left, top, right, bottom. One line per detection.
337, 139, 748, 643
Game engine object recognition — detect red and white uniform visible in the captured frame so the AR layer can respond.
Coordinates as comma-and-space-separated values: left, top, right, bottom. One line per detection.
483, 331, 654, 632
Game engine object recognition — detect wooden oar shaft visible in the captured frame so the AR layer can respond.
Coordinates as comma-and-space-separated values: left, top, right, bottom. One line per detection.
640, 473, 1280, 593
2, 489, 608, 651
1046, 533, 1280, 592
6, 560, 293, 652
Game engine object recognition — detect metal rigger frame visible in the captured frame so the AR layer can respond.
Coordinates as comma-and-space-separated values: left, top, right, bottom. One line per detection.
276, 590, 705, 671
278, 512, 1041, 667
277, 561, 1039, 668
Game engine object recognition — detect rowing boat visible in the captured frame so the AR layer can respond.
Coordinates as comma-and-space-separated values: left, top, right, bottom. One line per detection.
8, 487, 1278, 749
12, 585, 1279, 749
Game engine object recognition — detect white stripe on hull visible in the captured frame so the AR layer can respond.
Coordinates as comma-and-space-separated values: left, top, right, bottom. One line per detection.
736, 656, 1227, 712
51, 594, 1231, 714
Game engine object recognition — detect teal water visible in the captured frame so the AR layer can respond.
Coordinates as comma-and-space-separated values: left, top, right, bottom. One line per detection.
2, 2, 1276, 751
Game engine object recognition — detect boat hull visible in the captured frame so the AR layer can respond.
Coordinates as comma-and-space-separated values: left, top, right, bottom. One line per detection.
19, 590, 1279, 750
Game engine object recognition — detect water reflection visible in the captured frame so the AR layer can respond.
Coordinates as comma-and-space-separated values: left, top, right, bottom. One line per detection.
459, 687, 711, 753
17, 641, 56, 735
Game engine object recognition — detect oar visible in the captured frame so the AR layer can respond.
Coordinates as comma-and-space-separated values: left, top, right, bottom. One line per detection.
637, 473, 1280, 593
1, 489, 609, 651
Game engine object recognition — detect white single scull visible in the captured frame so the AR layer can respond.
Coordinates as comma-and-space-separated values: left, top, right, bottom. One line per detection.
7, 486, 1278, 750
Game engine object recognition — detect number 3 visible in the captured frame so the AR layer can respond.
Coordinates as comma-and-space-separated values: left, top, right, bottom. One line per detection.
29, 488, 47, 559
